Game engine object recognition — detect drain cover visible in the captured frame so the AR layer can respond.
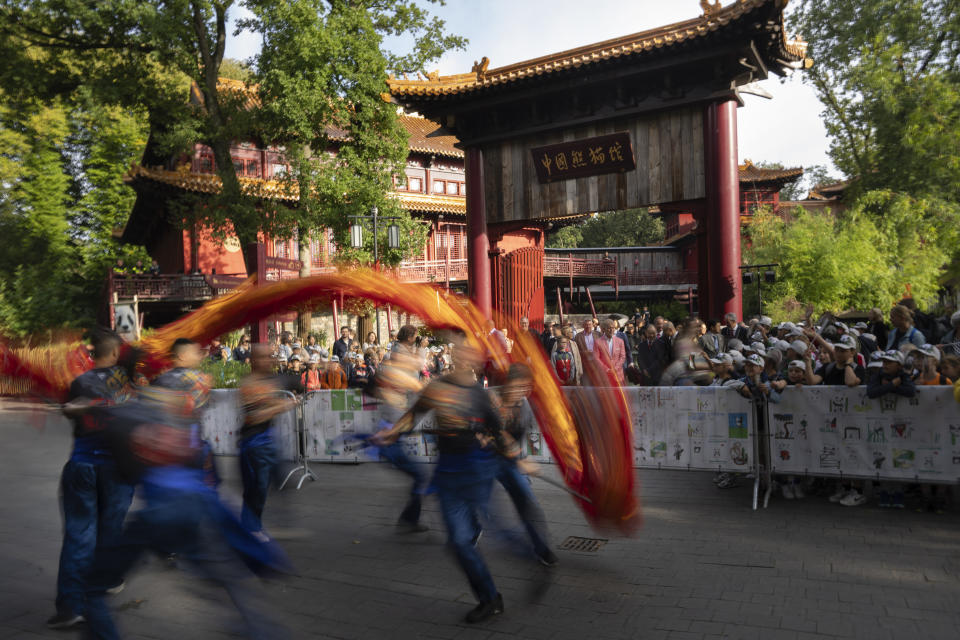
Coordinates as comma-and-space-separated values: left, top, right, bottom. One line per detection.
558, 536, 608, 553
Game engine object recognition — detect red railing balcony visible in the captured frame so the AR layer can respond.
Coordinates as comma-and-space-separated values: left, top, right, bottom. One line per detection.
664, 219, 697, 238
108, 273, 247, 301
543, 256, 618, 279
309, 259, 468, 284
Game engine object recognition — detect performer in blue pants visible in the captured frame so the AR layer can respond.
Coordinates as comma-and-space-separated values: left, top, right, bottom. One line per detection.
376, 340, 521, 624
492, 364, 558, 566
48, 330, 134, 630
239, 345, 297, 538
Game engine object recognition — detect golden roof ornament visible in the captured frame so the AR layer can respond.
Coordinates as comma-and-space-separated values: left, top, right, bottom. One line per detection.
471, 57, 490, 80
700, 0, 722, 17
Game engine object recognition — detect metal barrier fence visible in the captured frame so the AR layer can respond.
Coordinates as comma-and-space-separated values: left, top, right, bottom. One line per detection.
200, 389, 298, 462
765, 386, 960, 484
198, 385, 959, 508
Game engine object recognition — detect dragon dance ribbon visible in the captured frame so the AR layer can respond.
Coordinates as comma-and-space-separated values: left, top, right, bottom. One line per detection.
2, 270, 639, 531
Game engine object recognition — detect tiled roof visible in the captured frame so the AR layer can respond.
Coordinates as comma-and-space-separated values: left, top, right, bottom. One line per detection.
125, 165, 298, 201
191, 80, 462, 158
398, 114, 462, 158
388, 0, 807, 98
326, 114, 462, 158
807, 180, 849, 200
739, 161, 803, 184
126, 164, 468, 215
390, 192, 466, 215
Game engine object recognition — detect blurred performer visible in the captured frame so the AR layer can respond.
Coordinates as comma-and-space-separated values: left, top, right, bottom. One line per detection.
151, 338, 218, 487
48, 329, 134, 630
377, 340, 520, 623
239, 345, 298, 538
370, 359, 428, 533
80, 386, 289, 640
493, 364, 558, 566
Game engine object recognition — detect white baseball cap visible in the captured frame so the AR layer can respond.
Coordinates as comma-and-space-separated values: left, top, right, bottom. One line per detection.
833, 335, 858, 351
917, 343, 941, 361
879, 350, 904, 364
709, 353, 734, 365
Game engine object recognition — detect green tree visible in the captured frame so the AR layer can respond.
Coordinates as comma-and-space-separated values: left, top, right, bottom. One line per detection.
743, 201, 952, 316
0, 94, 150, 336
791, 1, 960, 201
546, 208, 664, 248
1, 0, 464, 259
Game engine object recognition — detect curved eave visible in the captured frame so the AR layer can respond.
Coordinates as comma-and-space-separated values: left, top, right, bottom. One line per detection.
388, 0, 805, 102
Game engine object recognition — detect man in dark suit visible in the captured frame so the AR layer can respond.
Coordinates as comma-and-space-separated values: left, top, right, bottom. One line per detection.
635, 324, 669, 385
721, 312, 749, 343
698, 319, 727, 359
332, 327, 353, 362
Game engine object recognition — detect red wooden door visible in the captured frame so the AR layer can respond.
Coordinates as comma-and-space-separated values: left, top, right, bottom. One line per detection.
493, 247, 545, 331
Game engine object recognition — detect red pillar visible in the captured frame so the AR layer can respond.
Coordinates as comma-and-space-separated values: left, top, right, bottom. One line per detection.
705, 99, 742, 319
465, 147, 492, 317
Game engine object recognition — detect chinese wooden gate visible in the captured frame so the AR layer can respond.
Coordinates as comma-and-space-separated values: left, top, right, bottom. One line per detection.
388, 0, 808, 320
493, 247, 545, 331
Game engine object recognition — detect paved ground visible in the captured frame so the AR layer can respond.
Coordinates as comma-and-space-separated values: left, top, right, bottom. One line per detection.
2, 402, 960, 640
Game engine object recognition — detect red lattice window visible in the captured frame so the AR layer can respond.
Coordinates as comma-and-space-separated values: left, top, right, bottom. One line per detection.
436, 224, 466, 260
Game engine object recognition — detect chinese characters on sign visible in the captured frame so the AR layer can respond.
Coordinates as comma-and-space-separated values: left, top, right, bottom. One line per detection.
531, 132, 635, 183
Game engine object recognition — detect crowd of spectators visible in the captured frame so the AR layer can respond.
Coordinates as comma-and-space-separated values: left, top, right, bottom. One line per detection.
204, 325, 455, 393
538, 302, 960, 397
536, 301, 958, 511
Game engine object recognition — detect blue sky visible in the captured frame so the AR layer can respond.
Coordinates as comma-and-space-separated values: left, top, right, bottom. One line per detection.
226, 0, 834, 184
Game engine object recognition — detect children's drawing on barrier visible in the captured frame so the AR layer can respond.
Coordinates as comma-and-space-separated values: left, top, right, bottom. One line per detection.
917, 448, 941, 475
772, 413, 793, 439
867, 420, 887, 444
729, 442, 748, 466
672, 442, 685, 462
892, 448, 914, 469
872, 451, 886, 470
650, 441, 667, 459
828, 395, 848, 413
819, 446, 839, 469
843, 426, 862, 442
890, 422, 914, 441
399, 434, 420, 458
728, 413, 748, 439
527, 430, 543, 457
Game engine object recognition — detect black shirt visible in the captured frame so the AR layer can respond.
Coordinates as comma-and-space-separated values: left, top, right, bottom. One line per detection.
816, 362, 864, 386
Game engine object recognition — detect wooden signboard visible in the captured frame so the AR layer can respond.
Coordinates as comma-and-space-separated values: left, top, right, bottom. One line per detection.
482, 106, 705, 223
531, 132, 635, 183
264, 256, 302, 271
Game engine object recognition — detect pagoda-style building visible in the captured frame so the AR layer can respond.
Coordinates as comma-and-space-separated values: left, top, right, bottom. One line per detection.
387, 0, 807, 319
117, 84, 591, 329
117, 0, 808, 330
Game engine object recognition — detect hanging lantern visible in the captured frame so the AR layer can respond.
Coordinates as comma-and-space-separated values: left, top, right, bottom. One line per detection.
350, 223, 363, 248
387, 223, 401, 249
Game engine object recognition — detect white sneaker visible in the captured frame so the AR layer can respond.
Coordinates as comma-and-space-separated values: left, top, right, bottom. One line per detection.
828, 488, 847, 503
792, 484, 805, 499
840, 490, 866, 507
781, 483, 795, 500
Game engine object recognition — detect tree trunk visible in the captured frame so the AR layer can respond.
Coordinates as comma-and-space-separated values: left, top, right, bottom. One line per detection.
298, 226, 312, 340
